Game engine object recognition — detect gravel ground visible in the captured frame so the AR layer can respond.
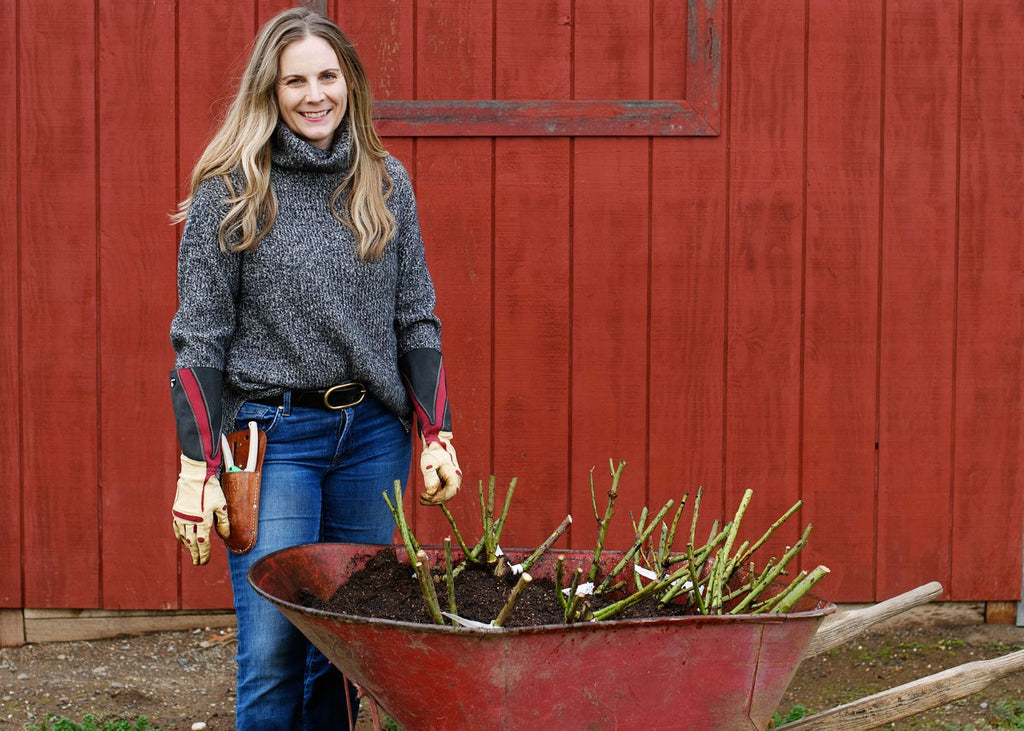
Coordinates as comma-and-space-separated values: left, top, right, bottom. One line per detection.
0, 627, 239, 730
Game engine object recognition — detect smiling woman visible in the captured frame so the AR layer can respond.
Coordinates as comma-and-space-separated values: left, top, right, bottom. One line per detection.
165, 6, 462, 730
276, 36, 348, 150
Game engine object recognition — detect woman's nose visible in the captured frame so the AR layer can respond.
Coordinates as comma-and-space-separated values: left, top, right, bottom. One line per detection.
306, 82, 325, 102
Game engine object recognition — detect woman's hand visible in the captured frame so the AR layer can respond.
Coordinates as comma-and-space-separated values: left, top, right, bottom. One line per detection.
172, 455, 231, 565
419, 432, 461, 505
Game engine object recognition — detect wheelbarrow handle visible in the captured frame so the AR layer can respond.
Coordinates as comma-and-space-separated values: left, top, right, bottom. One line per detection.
782, 647, 1024, 730
802, 581, 943, 659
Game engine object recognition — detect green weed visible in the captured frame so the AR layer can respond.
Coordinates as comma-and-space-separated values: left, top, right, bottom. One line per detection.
771, 703, 809, 726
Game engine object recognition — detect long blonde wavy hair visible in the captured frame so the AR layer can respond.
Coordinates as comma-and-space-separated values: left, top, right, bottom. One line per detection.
173, 7, 395, 261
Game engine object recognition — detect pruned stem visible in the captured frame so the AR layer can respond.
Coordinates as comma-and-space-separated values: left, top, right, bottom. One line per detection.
443, 538, 457, 615
383, 481, 419, 563
731, 499, 803, 569
755, 570, 808, 614
492, 477, 518, 543
685, 543, 708, 614
520, 514, 573, 573
413, 551, 445, 625
728, 524, 813, 615
769, 565, 830, 614
688, 486, 704, 547
588, 460, 625, 584
564, 568, 585, 623
595, 499, 674, 595
708, 489, 753, 612
493, 572, 533, 627
592, 565, 680, 621
439, 503, 474, 558
480, 478, 498, 563
554, 555, 567, 610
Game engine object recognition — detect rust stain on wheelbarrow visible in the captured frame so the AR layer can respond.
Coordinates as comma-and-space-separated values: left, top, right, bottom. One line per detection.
249, 543, 834, 731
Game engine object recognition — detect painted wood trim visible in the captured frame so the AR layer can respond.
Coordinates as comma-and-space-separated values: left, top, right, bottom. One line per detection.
373, 0, 722, 137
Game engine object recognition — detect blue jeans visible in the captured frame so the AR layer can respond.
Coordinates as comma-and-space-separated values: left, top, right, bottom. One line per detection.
227, 393, 411, 731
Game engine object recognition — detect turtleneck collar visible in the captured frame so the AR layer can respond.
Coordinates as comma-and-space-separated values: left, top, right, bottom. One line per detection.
271, 119, 353, 173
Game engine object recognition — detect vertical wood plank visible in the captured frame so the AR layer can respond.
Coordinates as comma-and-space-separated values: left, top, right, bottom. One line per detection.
725, 3, 805, 557
339, 0, 414, 101
97, 0, 180, 609
648, 0, 727, 539
801, 0, 883, 601
951, 0, 1024, 600
177, 2, 254, 191
19, 0, 100, 608
0, 0, 22, 608
412, 0, 494, 542
877, 0, 959, 599
492, 0, 573, 547
257, 0, 294, 26
570, 1, 651, 550
176, 2, 256, 609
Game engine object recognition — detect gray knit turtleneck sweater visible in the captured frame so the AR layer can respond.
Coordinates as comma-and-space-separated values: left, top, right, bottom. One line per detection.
170, 122, 442, 433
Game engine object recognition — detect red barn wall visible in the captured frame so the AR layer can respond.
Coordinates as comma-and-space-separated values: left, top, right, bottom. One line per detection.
2, 0, 1022, 612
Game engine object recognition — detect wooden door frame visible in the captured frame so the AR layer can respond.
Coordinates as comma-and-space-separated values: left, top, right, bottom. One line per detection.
373, 0, 721, 136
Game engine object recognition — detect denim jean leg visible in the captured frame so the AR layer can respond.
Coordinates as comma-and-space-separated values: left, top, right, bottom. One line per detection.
322, 395, 413, 545
301, 395, 412, 730
228, 401, 336, 731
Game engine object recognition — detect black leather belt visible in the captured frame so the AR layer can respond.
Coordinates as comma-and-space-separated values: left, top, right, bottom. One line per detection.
253, 382, 367, 411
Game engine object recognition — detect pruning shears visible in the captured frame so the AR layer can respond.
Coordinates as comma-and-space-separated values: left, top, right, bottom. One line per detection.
221, 421, 259, 473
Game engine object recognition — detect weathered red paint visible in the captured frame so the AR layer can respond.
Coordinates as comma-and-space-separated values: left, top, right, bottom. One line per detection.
374, 99, 718, 137
249, 543, 833, 730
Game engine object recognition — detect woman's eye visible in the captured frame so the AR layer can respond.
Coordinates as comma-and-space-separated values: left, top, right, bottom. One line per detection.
321, 73, 338, 82
284, 78, 304, 87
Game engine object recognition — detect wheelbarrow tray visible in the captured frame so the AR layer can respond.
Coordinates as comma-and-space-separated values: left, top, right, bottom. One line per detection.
249, 542, 834, 731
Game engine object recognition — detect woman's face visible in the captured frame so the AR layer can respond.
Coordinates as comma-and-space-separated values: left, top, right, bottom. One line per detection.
276, 35, 348, 150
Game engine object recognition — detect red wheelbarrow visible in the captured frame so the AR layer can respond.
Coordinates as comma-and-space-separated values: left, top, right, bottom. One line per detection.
249, 543, 834, 730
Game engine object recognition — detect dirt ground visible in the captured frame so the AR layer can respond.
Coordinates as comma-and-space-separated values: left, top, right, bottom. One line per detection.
1, 617, 1023, 730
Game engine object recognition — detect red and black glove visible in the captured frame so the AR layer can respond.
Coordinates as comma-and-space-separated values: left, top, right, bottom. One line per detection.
169, 366, 229, 565
399, 348, 461, 505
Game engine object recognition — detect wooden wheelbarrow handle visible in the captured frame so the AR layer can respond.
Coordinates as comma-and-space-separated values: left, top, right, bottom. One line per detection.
802, 581, 943, 659
782, 648, 1024, 730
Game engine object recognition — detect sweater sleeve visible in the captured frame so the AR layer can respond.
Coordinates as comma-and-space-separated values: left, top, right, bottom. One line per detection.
169, 176, 242, 370
388, 158, 443, 356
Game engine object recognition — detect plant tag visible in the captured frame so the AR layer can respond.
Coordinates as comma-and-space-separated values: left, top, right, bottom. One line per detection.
494, 545, 524, 574
562, 582, 594, 596
634, 564, 659, 582
441, 612, 500, 630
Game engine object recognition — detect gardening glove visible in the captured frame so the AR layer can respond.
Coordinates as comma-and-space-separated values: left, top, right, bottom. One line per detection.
420, 432, 461, 505
399, 348, 462, 505
169, 366, 230, 564
172, 455, 230, 566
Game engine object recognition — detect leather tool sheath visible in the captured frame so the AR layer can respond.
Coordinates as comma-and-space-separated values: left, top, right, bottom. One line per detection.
220, 427, 267, 554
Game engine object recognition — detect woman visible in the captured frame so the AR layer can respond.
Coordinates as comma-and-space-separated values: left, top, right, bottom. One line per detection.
167, 8, 461, 728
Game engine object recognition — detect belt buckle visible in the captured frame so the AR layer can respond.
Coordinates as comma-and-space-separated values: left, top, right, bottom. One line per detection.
323, 382, 366, 410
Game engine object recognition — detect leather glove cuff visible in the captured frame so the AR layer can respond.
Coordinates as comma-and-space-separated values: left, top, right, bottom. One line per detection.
398, 348, 452, 445
170, 366, 223, 468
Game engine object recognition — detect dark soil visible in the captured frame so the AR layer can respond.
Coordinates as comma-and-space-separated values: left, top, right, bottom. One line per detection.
302, 548, 740, 627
